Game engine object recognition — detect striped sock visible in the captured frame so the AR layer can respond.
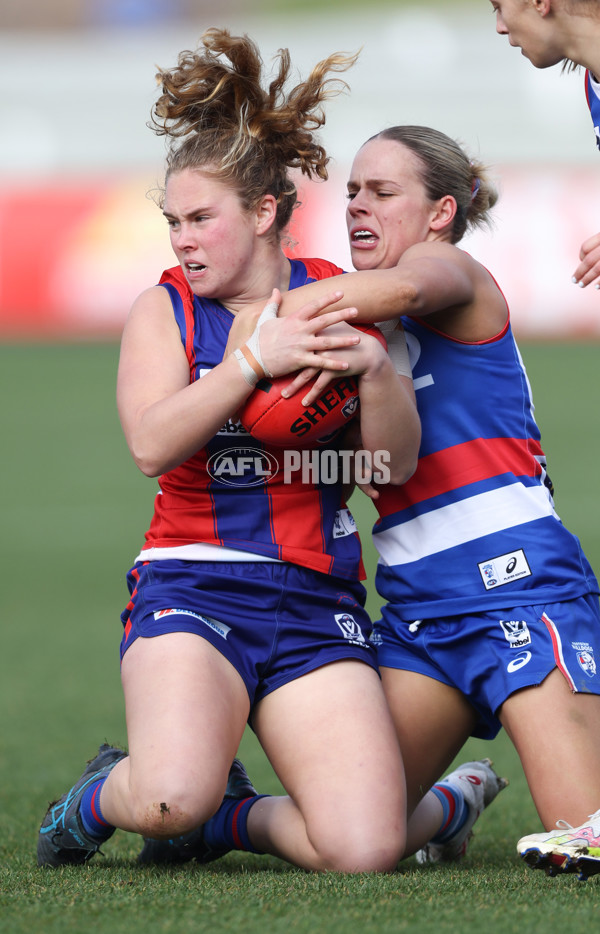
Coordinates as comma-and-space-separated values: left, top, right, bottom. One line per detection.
203, 795, 268, 853
430, 783, 468, 844
79, 777, 115, 842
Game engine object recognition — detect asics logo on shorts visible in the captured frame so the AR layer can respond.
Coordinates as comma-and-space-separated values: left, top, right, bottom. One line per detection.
507, 651, 532, 673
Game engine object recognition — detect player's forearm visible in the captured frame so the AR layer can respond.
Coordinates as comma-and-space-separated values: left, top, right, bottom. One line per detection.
358, 363, 420, 486
277, 268, 418, 323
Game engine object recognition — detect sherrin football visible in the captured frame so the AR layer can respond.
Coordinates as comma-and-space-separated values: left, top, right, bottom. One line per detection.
239, 325, 386, 449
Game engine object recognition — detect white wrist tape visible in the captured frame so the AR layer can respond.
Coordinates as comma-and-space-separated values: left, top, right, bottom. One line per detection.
233, 347, 260, 387
375, 320, 412, 378
245, 300, 278, 379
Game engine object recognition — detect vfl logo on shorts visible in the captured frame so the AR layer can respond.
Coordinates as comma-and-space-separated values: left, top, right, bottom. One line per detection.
332, 508, 358, 540
154, 608, 231, 640
500, 619, 532, 649
572, 641, 597, 678
478, 549, 531, 590
335, 613, 366, 646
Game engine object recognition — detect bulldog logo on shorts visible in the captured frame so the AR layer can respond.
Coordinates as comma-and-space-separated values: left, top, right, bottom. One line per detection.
572, 642, 597, 678
334, 613, 366, 644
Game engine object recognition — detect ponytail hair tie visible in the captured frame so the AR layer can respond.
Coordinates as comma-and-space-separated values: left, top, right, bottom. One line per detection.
470, 176, 481, 202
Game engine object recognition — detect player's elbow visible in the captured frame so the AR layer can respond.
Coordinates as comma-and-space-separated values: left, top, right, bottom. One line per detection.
388, 453, 418, 486
129, 441, 168, 478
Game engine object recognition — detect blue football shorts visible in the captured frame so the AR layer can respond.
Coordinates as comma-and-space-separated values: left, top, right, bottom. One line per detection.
120, 559, 377, 706
372, 592, 600, 739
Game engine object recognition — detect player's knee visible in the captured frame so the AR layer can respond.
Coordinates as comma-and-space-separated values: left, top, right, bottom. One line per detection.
313, 827, 403, 874
130, 777, 221, 839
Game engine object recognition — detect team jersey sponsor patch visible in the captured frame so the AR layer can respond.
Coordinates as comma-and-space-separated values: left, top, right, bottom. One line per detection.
478, 549, 531, 590
154, 608, 231, 639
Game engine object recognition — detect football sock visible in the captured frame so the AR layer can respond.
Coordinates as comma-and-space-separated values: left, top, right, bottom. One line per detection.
203, 794, 269, 853
79, 776, 116, 842
429, 783, 468, 844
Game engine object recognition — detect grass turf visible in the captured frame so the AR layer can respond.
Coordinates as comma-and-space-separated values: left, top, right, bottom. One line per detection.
1, 341, 599, 933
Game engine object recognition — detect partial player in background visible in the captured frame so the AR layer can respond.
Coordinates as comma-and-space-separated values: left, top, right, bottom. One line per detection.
490, 0, 600, 290
278, 124, 600, 877
37, 29, 420, 874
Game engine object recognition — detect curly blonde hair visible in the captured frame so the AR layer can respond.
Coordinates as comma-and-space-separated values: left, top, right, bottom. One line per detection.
151, 28, 358, 237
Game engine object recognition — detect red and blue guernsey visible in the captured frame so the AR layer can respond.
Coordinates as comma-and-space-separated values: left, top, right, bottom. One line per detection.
138, 259, 365, 581
585, 69, 600, 151
373, 300, 599, 621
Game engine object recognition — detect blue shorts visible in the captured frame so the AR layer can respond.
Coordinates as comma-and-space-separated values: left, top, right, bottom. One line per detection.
372, 593, 600, 740
120, 560, 377, 707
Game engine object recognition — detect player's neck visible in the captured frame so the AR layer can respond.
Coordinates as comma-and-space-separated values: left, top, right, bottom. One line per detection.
564, 15, 600, 77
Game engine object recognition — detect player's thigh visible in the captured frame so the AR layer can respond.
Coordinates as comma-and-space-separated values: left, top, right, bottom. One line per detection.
380, 667, 478, 813
500, 667, 600, 826
253, 660, 406, 849
121, 631, 250, 809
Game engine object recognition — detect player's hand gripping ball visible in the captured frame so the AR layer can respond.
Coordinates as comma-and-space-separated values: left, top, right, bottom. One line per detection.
239, 325, 386, 448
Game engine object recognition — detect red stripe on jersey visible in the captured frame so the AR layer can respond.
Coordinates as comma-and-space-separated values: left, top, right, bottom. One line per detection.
125, 565, 141, 612
377, 437, 544, 516
266, 485, 336, 571
159, 266, 197, 378
541, 612, 576, 691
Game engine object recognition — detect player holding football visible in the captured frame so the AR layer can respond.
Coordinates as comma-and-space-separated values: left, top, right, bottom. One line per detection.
37, 29, 427, 874
275, 124, 600, 878
490, 0, 600, 291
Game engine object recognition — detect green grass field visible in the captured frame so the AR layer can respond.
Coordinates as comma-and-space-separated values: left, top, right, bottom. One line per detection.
1, 341, 599, 934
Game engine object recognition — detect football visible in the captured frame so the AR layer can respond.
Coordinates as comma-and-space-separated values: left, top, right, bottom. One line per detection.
239, 325, 386, 448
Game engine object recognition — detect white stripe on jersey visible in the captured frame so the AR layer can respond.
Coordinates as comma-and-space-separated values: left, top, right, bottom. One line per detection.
373, 482, 557, 567
541, 612, 576, 692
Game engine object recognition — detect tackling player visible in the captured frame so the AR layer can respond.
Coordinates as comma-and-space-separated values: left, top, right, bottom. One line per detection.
275, 124, 600, 878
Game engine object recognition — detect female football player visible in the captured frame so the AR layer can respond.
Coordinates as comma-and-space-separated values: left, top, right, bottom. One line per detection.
276, 123, 600, 877
37, 29, 421, 874
490, 0, 600, 291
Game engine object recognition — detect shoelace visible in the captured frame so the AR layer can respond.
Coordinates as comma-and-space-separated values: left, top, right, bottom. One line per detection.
551, 809, 600, 832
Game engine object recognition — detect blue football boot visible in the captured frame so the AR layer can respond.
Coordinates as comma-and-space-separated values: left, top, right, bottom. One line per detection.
38, 744, 126, 867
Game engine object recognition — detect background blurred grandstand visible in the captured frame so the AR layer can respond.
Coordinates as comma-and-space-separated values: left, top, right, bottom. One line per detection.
1, 0, 599, 338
